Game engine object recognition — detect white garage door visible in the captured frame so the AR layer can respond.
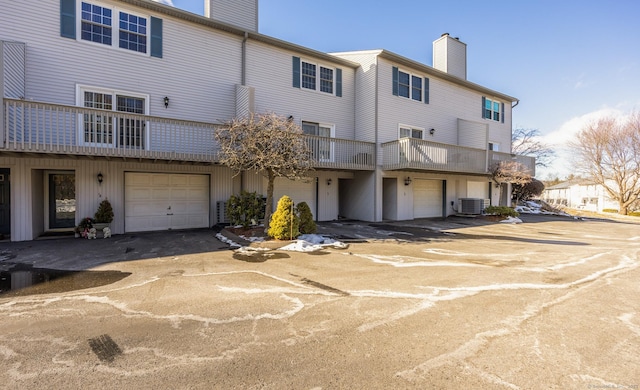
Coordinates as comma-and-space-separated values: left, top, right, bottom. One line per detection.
125, 172, 209, 232
273, 177, 315, 218
413, 179, 443, 218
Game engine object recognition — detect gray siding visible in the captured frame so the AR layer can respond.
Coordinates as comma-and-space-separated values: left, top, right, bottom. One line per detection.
1, 41, 25, 98
246, 41, 356, 140
0, 0, 242, 123
206, 0, 258, 31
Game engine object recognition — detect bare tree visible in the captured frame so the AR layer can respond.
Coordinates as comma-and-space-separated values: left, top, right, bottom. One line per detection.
571, 112, 640, 215
491, 160, 532, 205
511, 128, 556, 168
214, 113, 313, 227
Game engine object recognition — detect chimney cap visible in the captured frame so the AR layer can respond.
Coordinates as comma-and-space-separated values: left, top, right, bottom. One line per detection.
441, 32, 449, 37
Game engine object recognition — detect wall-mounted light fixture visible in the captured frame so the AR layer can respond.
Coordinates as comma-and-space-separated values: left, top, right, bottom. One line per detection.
287, 115, 294, 121
327, 178, 332, 186
97, 172, 104, 185
404, 177, 412, 186
429, 128, 435, 136
163, 96, 170, 108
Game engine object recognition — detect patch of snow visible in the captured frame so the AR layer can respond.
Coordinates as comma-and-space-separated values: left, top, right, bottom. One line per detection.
215, 233, 241, 248
280, 234, 348, 252
500, 216, 523, 224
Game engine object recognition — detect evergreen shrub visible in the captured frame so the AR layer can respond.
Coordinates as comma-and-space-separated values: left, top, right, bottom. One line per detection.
296, 201, 316, 234
268, 195, 299, 240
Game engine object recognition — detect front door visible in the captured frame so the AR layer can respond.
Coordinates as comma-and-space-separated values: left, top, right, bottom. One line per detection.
0, 168, 10, 235
48, 173, 76, 229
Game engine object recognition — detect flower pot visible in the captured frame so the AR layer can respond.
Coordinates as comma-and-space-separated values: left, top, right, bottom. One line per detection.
93, 223, 110, 238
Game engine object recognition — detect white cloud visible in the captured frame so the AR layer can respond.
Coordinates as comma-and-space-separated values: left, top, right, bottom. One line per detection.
151, 0, 174, 6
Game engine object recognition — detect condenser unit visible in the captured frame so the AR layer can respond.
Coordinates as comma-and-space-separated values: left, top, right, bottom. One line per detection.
457, 198, 485, 215
216, 201, 229, 224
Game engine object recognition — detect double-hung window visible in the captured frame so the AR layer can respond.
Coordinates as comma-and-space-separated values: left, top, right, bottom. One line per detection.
303, 121, 335, 162
392, 67, 430, 103
62, 1, 162, 57
292, 57, 342, 96
78, 86, 149, 149
482, 97, 504, 122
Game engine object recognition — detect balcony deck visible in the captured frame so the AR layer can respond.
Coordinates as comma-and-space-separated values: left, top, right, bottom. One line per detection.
381, 138, 535, 176
1, 98, 376, 170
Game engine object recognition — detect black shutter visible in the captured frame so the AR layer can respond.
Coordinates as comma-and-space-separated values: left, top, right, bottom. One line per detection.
424, 77, 429, 104
392, 66, 399, 96
481, 96, 486, 119
501, 102, 505, 123
292, 56, 301, 88
336, 68, 342, 97
60, 0, 76, 39
150, 17, 163, 58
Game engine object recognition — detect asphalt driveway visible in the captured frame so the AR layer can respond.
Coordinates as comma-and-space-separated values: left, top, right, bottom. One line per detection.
1, 214, 639, 389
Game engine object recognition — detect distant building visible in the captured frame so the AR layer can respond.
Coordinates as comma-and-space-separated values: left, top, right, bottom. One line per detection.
543, 179, 618, 212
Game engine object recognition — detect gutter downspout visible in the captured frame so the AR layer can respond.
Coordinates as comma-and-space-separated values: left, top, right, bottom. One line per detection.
240, 31, 248, 192
374, 56, 379, 222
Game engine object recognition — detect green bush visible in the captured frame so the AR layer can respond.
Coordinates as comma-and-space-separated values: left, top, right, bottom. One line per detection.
629, 211, 640, 217
268, 195, 300, 240
484, 205, 519, 218
296, 201, 316, 234
602, 209, 618, 213
226, 191, 265, 228
94, 199, 114, 223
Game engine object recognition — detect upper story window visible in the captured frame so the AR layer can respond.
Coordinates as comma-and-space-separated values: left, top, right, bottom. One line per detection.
399, 126, 423, 140
303, 121, 335, 162
119, 12, 147, 53
61, 0, 163, 58
482, 97, 503, 122
81, 2, 112, 45
292, 56, 342, 97
392, 67, 429, 104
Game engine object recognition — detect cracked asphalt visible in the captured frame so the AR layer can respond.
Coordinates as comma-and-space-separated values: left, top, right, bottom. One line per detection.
1, 214, 639, 389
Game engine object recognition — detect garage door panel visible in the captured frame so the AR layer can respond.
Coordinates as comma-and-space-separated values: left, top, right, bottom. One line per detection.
125, 173, 209, 232
274, 178, 315, 217
413, 179, 443, 218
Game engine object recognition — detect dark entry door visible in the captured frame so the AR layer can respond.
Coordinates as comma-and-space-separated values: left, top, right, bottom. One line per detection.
0, 169, 9, 235
49, 173, 76, 229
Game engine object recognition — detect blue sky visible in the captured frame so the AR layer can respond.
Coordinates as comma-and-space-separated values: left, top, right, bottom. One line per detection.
163, 0, 639, 179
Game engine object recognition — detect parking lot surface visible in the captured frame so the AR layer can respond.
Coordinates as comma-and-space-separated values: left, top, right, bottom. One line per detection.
1, 215, 639, 389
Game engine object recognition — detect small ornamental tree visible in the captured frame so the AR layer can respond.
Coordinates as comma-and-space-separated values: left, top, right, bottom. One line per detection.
491, 160, 532, 205
94, 198, 114, 224
296, 201, 316, 234
214, 113, 313, 232
268, 195, 299, 240
513, 178, 545, 203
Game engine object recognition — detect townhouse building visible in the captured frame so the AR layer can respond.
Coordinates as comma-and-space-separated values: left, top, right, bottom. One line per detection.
0, 0, 534, 241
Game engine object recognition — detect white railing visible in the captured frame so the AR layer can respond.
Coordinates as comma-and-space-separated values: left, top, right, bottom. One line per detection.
1, 98, 377, 169
382, 138, 536, 175
304, 134, 375, 170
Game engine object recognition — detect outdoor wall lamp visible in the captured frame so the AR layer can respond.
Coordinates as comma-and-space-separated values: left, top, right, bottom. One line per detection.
97, 172, 103, 185
287, 115, 294, 121
327, 178, 332, 186
404, 177, 412, 186
429, 128, 435, 135
164, 96, 170, 108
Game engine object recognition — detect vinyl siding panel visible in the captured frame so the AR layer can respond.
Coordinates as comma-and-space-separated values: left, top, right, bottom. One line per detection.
245, 41, 355, 140
0, 0, 242, 123
0, 156, 236, 241
2, 41, 26, 98
376, 58, 512, 151
206, 0, 258, 31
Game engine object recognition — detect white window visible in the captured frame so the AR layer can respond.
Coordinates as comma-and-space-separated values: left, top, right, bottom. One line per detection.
483, 97, 502, 122
399, 126, 423, 140
77, 85, 149, 149
489, 142, 500, 151
301, 60, 335, 94
393, 67, 428, 103
303, 121, 335, 161
79, 2, 149, 55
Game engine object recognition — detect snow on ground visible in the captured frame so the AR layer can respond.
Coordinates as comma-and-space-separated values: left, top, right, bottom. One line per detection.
514, 200, 569, 216
217, 232, 347, 253
500, 216, 523, 224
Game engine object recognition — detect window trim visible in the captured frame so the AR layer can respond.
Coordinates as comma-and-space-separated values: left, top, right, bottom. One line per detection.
297, 58, 338, 95
76, 84, 150, 148
398, 124, 424, 140
482, 97, 504, 123
392, 66, 429, 104
77, 1, 151, 56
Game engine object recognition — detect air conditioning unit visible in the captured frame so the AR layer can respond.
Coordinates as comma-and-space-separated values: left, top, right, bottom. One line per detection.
216, 201, 229, 224
457, 198, 484, 215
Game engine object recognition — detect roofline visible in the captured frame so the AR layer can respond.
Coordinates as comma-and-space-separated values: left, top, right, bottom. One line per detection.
375, 50, 518, 102
119, 0, 360, 68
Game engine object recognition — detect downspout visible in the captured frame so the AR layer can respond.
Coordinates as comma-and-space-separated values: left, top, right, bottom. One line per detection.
240, 31, 248, 192
373, 56, 379, 221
